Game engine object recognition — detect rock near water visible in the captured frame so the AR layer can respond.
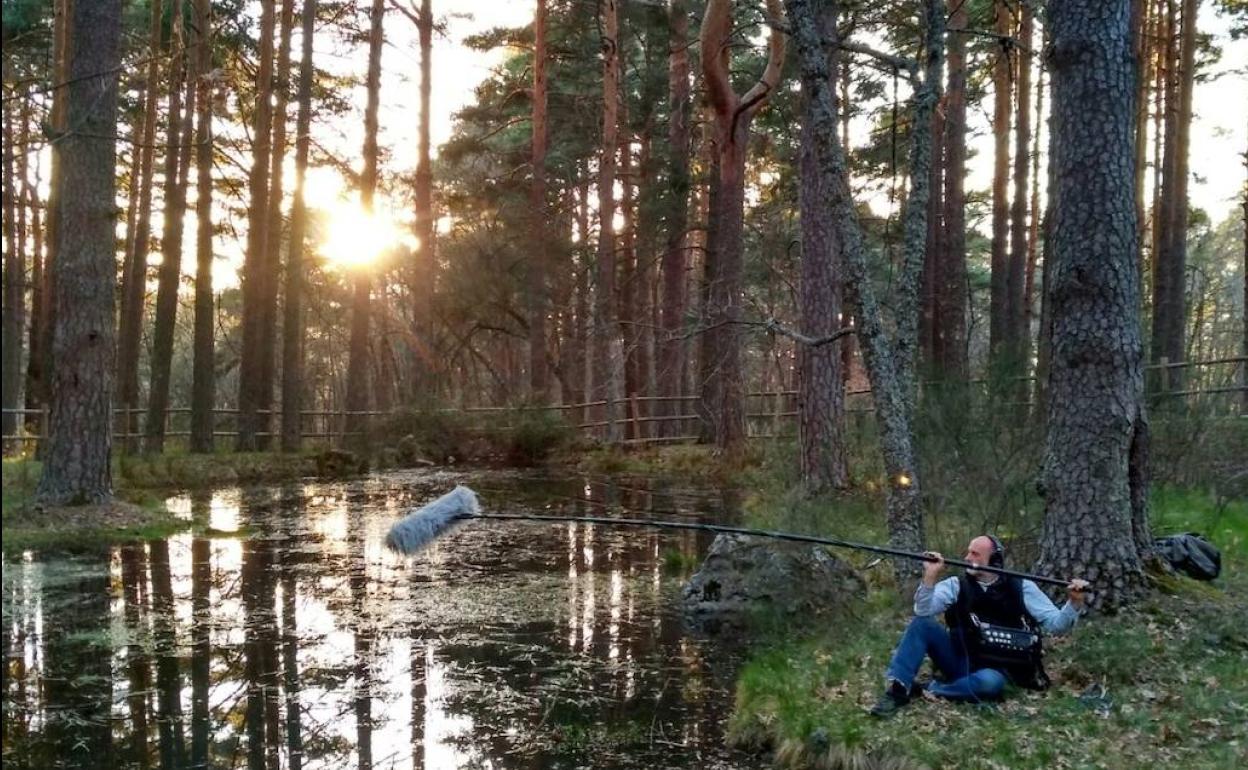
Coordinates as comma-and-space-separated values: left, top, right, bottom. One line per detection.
682, 534, 865, 630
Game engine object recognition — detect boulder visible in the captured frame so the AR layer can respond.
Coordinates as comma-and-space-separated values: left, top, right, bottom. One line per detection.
682, 533, 864, 630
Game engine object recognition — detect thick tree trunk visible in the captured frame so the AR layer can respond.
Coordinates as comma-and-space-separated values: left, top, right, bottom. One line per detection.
1162, 0, 1198, 389
281, 0, 317, 452
591, 0, 620, 442
145, 0, 192, 454
257, 0, 296, 449
784, 0, 943, 574
938, 0, 968, 380
528, 0, 550, 401
190, 0, 216, 453
1037, 0, 1150, 611
657, 0, 691, 439
237, 0, 277, 450
343, 0, 386, 449
35, 0, 122, 505
699, 0, 784, 453
989, 0, 1011, 366
797, 0, 847, 492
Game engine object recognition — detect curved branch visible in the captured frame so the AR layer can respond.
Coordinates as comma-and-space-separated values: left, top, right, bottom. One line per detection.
738, 0, 787, 123
700, 0, 738, 117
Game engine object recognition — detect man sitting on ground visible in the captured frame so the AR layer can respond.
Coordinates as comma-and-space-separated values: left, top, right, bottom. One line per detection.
870, 535, 1089, 717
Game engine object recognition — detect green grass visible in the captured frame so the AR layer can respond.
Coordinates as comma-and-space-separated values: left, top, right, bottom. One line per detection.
727, 487, 1248, 769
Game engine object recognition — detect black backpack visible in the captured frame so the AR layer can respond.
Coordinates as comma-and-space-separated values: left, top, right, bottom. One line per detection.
1154, 532, 1221, 581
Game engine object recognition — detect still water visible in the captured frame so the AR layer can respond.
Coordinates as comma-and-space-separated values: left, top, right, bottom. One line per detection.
2, 470, 756, 769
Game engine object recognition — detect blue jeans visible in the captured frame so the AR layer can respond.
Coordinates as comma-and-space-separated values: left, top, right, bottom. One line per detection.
884, 616, 1006, 701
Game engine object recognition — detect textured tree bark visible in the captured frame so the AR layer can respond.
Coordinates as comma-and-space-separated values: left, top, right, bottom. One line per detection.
920, 96, 944, 374
1037, 0, 1151, 611
281, 0, 317, 453
237, 0, 277, 450
657, 0, 691, 439
938, 0, 968, 381
190, 0, 216, 453
797, 0, 848, 493
34, 0, 121, 505
145, 0, 192, 454
784, 0, 943, 575
591, 0, 621, 443
255, 0, 296, 450
528, 0, 550, 401
116, 0, 161, 455
989, 0, 1011, 366
699, 0, 785, 454
344, 0, 386, 449
1162, 0, 1198, 390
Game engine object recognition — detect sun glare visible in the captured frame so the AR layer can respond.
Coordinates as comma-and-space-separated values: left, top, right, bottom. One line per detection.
320, 199, 403, 269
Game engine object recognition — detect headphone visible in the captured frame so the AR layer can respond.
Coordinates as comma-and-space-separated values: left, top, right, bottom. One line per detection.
986, 535, 1006, 568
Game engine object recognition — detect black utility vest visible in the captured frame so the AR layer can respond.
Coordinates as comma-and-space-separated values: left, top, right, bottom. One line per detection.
944, 574, 1050, 689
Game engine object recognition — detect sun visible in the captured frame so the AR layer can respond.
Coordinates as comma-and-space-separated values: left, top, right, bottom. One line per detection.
319, 197, 404, 270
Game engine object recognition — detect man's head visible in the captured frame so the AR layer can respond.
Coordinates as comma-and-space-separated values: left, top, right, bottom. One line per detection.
964, 535, 1004, 578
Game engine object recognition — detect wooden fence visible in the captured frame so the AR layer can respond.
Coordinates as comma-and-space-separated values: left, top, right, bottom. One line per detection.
2, 356, 1244, 451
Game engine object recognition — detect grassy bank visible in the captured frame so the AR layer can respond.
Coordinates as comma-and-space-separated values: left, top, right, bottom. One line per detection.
727, 487, 1248, 769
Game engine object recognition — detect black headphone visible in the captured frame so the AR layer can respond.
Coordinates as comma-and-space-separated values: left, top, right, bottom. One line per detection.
986, 535, 1006, 568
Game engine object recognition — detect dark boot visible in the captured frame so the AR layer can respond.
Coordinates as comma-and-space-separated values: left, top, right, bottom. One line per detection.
869, 679, 912, 718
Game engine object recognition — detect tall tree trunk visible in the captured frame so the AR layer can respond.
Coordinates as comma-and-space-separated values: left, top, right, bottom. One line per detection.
145, 0, 191, 454
1242, 140, 1247, 415
591, 0, 621, 443
23, 126, 44, 438
34, 0, 74, 458
938, 0, 968, 380
920, 95, 944, 373
35, 0, 122, 505
989, 0, 1012, 366
797, 0, 848, 492
1132, 0, 1150, 283
409, 0, 434, 396
699, 0, 785, 453
657, 0, 691, 439
282, 0, 317, 452
344, 0, 386, 449
190, 0, 216, 453
620, 131, 640, 439
2, 93, 24, 450
1009, 4, 1034, 373
237, 0, 277, 450
784, 0, 943, 574
116, 0, 162, 455
1038, 0, 1150, 611
1023, 59, 1043, 370
1150, 0, 1179, 387
528, 0, 550, 401
257, 0, 296, 449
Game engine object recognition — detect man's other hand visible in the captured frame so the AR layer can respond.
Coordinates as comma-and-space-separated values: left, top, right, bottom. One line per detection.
1068, 578, 1090, 608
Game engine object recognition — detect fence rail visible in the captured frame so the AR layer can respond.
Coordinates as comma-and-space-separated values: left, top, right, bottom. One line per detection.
3, 356, 1244, 450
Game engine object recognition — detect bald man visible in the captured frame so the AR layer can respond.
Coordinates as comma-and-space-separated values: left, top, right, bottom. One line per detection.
870, 535, 1089, 717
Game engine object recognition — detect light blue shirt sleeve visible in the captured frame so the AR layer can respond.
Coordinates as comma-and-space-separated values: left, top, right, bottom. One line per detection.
913, 576, 960, 616
1022, 580, 1080, 635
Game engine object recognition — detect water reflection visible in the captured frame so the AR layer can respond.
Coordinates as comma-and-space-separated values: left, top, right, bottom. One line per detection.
3, 471, 751, 769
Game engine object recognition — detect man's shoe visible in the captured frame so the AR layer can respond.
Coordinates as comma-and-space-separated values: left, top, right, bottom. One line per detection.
869, 680, 912, 718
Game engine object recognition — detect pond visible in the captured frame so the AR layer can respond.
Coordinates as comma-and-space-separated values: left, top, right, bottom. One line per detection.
2, 470, 758, 769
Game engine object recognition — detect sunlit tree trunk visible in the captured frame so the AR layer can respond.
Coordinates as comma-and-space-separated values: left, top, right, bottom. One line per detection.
699, 0, 785, 453
1, 93, 23, 450
23, 123, 44, 439
591, 0, 621, 442
408, 0, 435, 397
257, 0, 296, 449
656, 0, 691, 439
989, 0, 1011, 366
1038, 0, 1151, 611
190, 0, 216, 453
529, 0, 550, 401
938, 0, 968, 380
237, 0, 277, 450
282, 0, 317, 453
1023, 59, 1044, 371
35, 0, 121, 505
1009, 3, 1033, 373
344, 0, 386, 449
145, 0, 192, 454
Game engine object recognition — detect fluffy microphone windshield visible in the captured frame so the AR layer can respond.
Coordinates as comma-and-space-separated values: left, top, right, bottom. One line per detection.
385, 485, 481, 555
